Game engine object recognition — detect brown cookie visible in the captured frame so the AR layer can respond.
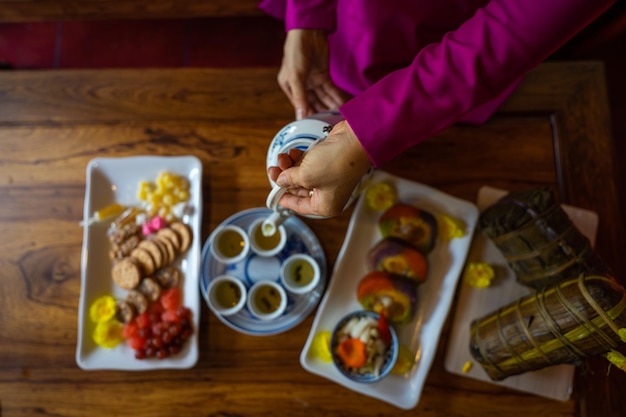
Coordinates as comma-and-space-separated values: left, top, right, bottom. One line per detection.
130, 246, 156, 276
170, 221, 193, 253
126, 290, 149, 314
153, 234, 176, 265
150, 237, 171, 267
157, 228, 181, 252
155, 265, 183, 288
138, 277, 162, 302
138, 239, 165, 270
115, 300, 136, 324
111, 257, 142, 290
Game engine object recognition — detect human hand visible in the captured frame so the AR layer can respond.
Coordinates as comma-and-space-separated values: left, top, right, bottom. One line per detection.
267, 120, 372, 217
278, 29, 350, 120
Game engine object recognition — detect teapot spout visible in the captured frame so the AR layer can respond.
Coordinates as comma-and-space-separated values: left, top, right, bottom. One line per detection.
262, 207, 293, 237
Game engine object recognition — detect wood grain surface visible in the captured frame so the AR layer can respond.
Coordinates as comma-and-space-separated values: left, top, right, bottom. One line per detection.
0, 0, 263, 22
0, 63, 624, 417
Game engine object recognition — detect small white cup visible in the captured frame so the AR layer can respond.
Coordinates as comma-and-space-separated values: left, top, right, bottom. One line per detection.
280, 254, 321, 295
210, 224, 250, 264
206, 275, 247, 316
248, 218, 287, 257
246, 280, 287, 321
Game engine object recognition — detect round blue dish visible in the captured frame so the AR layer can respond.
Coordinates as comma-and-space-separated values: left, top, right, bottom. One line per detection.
330, 310, 399, 383
201, 208, 327, 336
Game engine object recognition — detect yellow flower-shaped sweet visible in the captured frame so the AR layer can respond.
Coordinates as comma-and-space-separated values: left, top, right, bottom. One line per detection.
89, 295, 117, 323
439, 214, 466, 241
92, 320, 124, 349
365, 182, 397, 212
464, 262, 495, 288
391, 345, 415, 375
606, 350, 626, 372
309, 331, 332, 362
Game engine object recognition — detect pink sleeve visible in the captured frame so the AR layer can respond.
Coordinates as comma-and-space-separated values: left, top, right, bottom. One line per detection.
258, 0, 337, 32
340, 0, 616, 167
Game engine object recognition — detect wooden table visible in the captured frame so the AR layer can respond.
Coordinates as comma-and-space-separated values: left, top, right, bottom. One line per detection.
0, 0, 263, 22
0, 62, 624, 417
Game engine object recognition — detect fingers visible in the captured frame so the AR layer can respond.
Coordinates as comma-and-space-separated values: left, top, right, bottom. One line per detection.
268, 148, 305, 182
277, 190, 315, 215
276, 153, 294, 170
278, 75, 309, 120
267, 166, 282, 182
287, 148, 304, 162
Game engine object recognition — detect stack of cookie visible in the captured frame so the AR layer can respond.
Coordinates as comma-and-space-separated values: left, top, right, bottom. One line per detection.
110, 221, 193, 323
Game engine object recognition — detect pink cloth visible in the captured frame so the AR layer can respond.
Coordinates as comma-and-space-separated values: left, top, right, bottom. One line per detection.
259, 0, 615, 167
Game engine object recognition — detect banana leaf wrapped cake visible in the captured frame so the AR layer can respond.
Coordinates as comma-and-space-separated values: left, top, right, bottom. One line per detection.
477, 187, 607, 289
469, 274, 626, 381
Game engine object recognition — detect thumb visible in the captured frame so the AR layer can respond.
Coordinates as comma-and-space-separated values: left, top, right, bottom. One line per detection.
276, 166, 302, 189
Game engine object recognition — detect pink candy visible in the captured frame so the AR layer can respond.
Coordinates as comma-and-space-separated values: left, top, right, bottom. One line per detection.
142, 216, 168, 236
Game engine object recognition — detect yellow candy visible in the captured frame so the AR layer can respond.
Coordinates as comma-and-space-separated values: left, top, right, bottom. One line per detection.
464, 261, 495, 288
439, 214, 466, 241
310, 331, 332, 362
137, 171, 191, 221
162, 193, 175, 206
365, 182, 397, 212
462, 360, 473, 373
92, 320, 124, 349
392, 345, 415, 375
176, 189, 189, 202
89, 295, 117, 323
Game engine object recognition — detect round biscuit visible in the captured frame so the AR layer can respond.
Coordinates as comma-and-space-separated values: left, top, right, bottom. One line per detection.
130, 247, 156, 276
111, 257, 142, 290
170, 222, 192, 253
157, 228, 181, 252
155, 234, 176, 265
138, 239, 165, 270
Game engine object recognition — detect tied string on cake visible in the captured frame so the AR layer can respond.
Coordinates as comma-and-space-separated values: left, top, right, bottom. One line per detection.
469, 187, 625, 380
477, 187, 608, 290
469, 274, 626, 380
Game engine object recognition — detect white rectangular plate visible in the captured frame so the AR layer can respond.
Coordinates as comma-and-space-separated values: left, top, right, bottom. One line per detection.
444, 186, 599, 401
300, 170, 479, 409
76, 156, 202, 370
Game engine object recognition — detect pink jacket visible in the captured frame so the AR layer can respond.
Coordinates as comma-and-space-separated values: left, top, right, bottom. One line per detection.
259, 0, 615, 167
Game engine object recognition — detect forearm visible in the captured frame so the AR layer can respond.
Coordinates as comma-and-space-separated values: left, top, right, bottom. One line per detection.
341, 0, 616, 167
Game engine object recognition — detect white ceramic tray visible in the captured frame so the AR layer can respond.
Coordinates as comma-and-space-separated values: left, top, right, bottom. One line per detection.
444, 186, 598, 401
200, 208, 327, 336
76, 156, 202, 370
300, 170, 479, 409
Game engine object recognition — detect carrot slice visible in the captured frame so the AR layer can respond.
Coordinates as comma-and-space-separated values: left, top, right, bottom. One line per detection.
337, 338, 368, 368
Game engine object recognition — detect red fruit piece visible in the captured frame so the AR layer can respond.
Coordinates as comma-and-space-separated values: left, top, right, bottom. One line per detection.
162, 309, 180, 323
377, 313, 392, 346
128, 336, 147, 350
122, 322, 139, 339
136, 312, 151, 328
160, 287, 182, 311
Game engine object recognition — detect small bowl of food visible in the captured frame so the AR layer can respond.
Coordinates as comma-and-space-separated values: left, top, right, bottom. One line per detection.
330, 310, 398, 383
